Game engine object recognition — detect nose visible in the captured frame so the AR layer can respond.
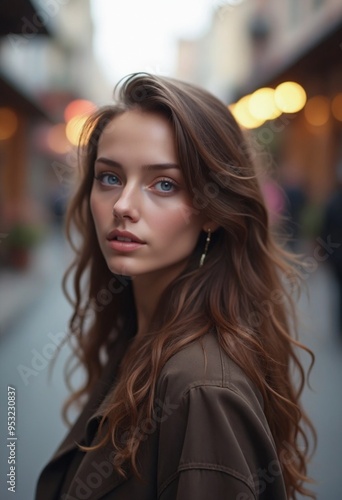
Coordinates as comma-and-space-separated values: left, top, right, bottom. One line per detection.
112, 183, 140, 222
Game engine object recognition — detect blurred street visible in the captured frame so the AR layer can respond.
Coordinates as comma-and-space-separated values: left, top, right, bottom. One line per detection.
1, 2, 341, 500
0, 229, 76, 500
296, 256, 342, 499
0, 230, 341, 499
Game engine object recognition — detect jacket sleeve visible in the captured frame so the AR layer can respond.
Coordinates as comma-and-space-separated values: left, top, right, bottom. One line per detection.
156, 383, 287, 500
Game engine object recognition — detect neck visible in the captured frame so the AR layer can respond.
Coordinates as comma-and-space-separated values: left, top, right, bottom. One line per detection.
132, 260, 188, 337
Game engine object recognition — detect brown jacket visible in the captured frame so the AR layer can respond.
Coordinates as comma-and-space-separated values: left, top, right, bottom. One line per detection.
35, 332, 287, 499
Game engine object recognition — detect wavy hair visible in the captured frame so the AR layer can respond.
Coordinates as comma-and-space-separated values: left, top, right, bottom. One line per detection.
62, 73, 315, 498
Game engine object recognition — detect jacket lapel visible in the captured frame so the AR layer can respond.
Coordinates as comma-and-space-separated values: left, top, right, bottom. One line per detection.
55, 334, 130, 460
65, 420, 131, 500
36, 334, 131, 499
65, 415, 159, 500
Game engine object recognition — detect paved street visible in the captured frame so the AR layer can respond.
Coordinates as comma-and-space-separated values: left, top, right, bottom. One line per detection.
0, 229, 76, 500
1, 230, 341, 499
296, 260, 342, 500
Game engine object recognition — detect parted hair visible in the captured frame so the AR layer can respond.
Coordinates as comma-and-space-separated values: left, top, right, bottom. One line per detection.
62, 73, 315, 499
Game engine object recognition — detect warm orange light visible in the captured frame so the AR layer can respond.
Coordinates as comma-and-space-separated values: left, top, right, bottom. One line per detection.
248, 87, 282, 121
64, 99, 96, 122
331, 93, 342, 122
304, 95, 330, 127
231, 95, 265, 129
274, 82, 306, 113
47, 124, 70, 154
0, 108, 18, 140
65, 115, 89, 146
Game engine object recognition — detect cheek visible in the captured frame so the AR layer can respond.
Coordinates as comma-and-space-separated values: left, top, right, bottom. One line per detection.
153, 207, 202, 242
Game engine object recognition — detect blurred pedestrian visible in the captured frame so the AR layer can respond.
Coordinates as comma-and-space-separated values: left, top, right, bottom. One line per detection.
280, 162, 307, 251
36, 73, 316, 499
320, 162, 342, 337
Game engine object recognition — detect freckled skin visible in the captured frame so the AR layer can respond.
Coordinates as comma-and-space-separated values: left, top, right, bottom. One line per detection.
90, 109, 209, 282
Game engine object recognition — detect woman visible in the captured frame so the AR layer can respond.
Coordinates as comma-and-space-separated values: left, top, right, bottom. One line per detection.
36, 73, 315, 499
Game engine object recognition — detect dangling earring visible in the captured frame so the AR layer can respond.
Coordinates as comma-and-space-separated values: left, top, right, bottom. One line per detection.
199, 228, 211, 268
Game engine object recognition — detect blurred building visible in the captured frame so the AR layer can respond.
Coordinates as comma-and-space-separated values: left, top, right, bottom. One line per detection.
243, 0, 342, 208
176, 0, 342, 239
0, 0, 110, 270
176, 1, 254, 102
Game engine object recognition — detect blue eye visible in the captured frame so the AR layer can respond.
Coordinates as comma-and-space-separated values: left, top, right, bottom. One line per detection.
95, 173, 120, 186
154, 179, 176, 193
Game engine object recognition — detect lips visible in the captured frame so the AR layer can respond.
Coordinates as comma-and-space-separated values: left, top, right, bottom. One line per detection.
106, 229, 145, 244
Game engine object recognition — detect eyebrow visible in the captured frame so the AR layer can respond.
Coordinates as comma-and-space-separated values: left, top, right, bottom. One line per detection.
95, 157, 180, 171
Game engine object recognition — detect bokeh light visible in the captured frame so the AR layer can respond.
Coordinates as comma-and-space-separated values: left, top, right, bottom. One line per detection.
64, 99, 97, 122
248, 87, 282, 121
274, 81, 307, 113
304, 95, 330, 127
228, 103, 235, 114
65, 115, 90, 146
0, 107, 19, 140
47, 124, 70, 154
331, 93, 342, 122
231, 95, 265, 129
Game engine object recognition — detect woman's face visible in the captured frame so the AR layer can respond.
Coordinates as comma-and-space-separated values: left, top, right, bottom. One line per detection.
90, 109, 207, 279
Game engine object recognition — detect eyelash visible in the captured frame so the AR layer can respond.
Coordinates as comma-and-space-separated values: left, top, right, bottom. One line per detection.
93, 172, 179, 194
94, 172, 119, 186
153, 178, 178, 194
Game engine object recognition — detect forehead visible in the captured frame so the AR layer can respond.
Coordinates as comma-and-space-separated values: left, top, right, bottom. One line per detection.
97, 109, 175, 152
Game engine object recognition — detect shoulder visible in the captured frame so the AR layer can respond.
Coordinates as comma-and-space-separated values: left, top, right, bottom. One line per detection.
156, 331, 264, 414
155, 332, 285, 498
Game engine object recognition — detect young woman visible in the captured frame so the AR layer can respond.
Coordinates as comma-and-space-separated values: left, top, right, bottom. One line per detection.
36, 73, 315, 499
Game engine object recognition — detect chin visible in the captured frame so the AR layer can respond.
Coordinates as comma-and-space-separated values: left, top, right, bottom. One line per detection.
106, 259, 135, 277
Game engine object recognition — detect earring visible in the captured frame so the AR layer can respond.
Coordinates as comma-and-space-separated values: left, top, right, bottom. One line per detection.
199, 228, 211, 268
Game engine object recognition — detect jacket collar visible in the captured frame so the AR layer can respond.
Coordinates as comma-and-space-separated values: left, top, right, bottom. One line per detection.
41, 333, 132, 466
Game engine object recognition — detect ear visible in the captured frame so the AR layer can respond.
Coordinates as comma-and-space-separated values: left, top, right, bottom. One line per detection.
202, 221, 220, 233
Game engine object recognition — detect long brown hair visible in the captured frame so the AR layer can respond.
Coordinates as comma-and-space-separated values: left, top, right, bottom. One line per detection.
62, 73, 315, 498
